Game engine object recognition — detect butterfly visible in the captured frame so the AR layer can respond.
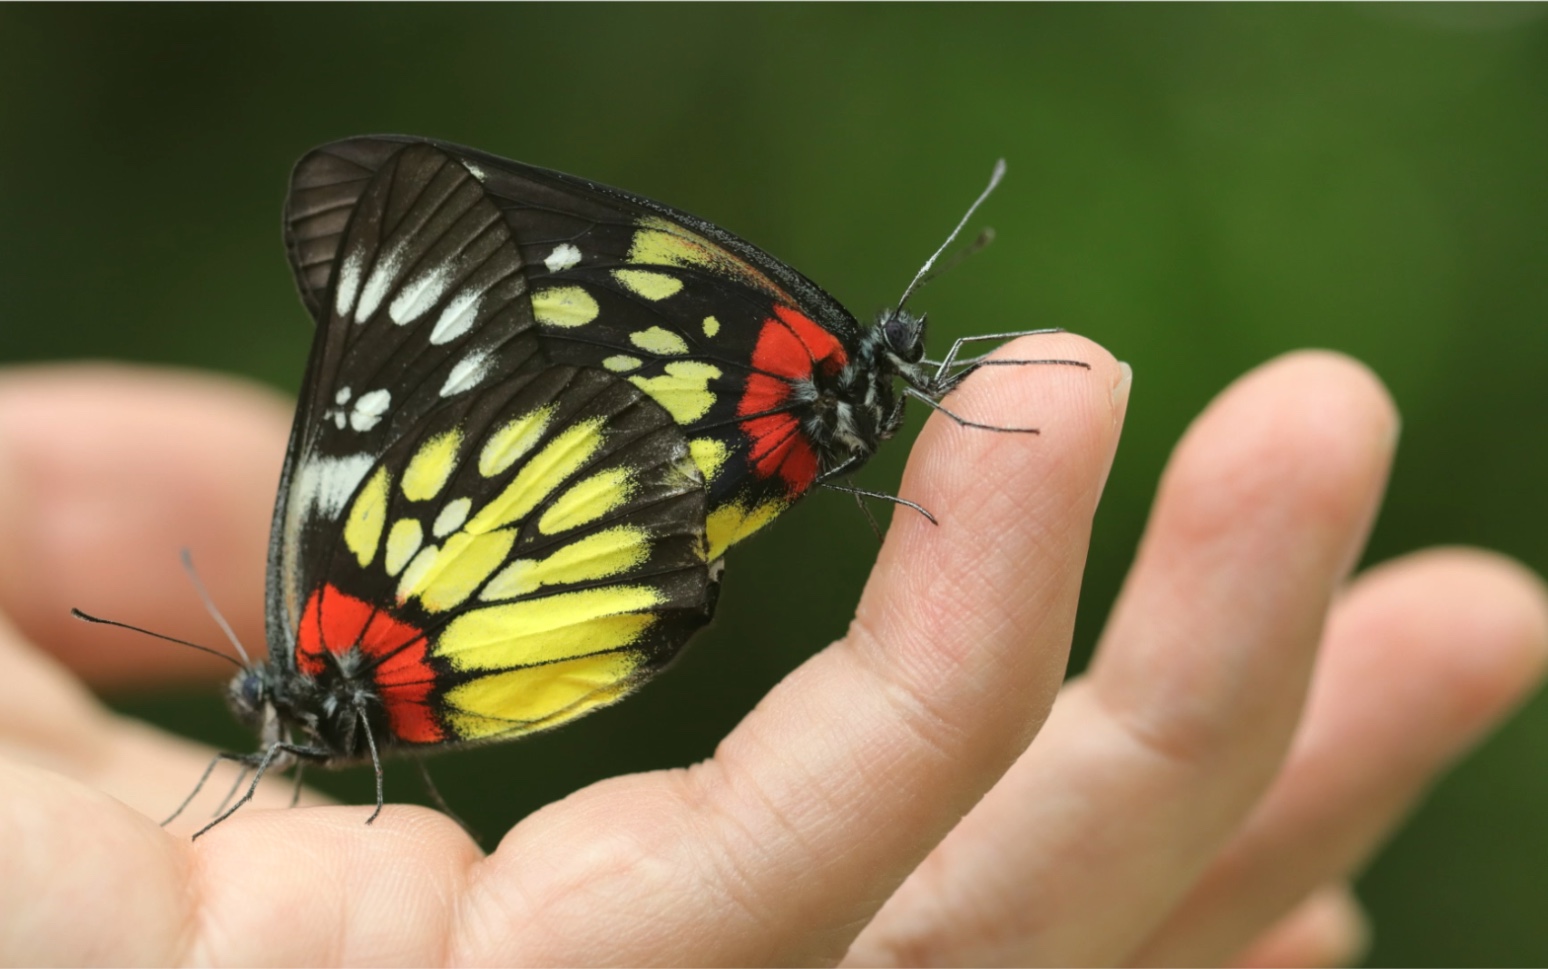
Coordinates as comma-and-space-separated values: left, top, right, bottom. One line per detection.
100, 136, 1076, 838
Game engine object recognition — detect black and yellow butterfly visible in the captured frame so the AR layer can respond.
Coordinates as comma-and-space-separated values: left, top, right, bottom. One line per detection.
155, 136, 1064, 836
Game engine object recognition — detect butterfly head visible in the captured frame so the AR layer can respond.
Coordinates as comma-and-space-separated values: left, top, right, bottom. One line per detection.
225, 663, 287, 746
879, 307, 929, 366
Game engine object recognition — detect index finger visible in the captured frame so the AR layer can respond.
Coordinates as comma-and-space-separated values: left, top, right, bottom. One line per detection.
0, 363, 291, 686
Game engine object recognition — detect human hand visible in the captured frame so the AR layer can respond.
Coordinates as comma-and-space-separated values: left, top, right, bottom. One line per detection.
1, 338, 1543, 965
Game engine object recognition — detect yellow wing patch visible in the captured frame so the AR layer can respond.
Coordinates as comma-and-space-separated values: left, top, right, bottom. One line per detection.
402, 429, 462, 501
626, 216, 793, 306
689, 438, 728, 482
630, 326, 690, 355
538, 468, 636, 536
344, 466, 391, 567
397, 528, 519, 613
705, 498, 785, 561
532, 285, 600, 327
467, 419, 607, 533
613, 269, 684, 301
444, 652, 640, 740
436, 584, 663, 671
481, 526, 652, 601
385, 518, 423, 576
628, 361, 722, 424
480, 406, 555, 478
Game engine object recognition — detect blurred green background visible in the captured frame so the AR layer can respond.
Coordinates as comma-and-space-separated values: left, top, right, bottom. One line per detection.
2, 4, 1545, 964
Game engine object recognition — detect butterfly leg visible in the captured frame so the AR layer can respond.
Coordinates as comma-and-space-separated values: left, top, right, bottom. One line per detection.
821, 481, 937, 526
931, 328, 1067, 379
191, 742, 329, 840
289, 762, 308, 808
162, 750, 249, 826
853, 490, 885, 541
355, 701, 385, 826
414, 758, 480, 844
904, 386, 1042, 435
210, 764, 253, 818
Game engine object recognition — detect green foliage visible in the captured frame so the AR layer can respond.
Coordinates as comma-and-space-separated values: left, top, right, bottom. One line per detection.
2, 5, 1544, 964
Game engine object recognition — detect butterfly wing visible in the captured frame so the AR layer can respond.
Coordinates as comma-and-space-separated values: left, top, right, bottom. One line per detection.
287, 137, 866, 566
271, 142, 714, 746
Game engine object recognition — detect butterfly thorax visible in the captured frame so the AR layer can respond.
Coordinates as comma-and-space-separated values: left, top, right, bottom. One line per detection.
226, 656, 385, 763
804, 308, 932, 478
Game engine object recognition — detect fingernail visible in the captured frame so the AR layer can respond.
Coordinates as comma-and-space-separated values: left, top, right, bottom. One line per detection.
1093, 362, 1132, 507
1112, 361, 1133, 423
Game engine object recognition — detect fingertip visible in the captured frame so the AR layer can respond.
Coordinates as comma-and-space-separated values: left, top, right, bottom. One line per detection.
1336, 548, 1548, 746
860, 331, 1122, 695
1231, 884, 1372, 969
1169, 351, 1398, 525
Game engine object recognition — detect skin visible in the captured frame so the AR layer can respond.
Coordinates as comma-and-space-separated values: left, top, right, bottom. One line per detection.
0, 336, 1543, 966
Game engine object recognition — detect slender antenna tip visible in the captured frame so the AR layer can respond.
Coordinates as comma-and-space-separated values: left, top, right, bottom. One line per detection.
895, 157, 1011, 312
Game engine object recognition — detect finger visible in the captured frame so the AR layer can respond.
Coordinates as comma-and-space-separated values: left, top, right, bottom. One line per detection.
1130, 548, 1548, 966
1229, 884, 1370, 969
0, 755, 474, 965
456, 335, 1129, 965
0, 364, 291, 685
0, 607, 326, 826
847, 351, 1398, 966
0, 758, 191, 964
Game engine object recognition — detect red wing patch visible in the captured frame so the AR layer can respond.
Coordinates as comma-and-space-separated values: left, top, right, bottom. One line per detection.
297, 584, 444, 744
735, 306, 847, 494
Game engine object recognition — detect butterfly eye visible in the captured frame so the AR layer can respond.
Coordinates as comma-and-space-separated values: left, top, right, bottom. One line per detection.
225, 668, 268, 727
882, 311, 926, 364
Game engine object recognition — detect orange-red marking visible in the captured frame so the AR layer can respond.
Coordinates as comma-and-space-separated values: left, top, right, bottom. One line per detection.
736, 306, 847, 494
296, 584, 444, 744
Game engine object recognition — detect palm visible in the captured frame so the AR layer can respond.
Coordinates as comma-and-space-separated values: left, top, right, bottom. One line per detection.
1, 341, 1542, 966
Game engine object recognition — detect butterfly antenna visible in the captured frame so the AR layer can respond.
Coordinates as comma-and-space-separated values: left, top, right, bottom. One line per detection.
70, 608, 244, 669
179, 548, 253, 665
896, 159, 1007, 312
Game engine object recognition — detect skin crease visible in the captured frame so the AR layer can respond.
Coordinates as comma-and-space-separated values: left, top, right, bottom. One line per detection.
0, 338, 1543, 966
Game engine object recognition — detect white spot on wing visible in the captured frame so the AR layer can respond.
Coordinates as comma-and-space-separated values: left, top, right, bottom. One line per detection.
334, 248, 364, 319
464, 161, 486, 182
335, 387, 352, 405
544, 244, 582, 274
350, 388, 392, 432
355, 242, 405, 322
430, 290, 482, 345
389, 264, 453, 326
433, 497, 471, 538
292, 453, 376, 521
441, 349, 494, 397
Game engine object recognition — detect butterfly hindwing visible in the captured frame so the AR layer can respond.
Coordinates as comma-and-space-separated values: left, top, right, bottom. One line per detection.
290, 363, 713, 747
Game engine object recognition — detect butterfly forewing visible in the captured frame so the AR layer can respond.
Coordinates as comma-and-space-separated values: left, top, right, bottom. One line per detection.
286, 139, 870, 561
